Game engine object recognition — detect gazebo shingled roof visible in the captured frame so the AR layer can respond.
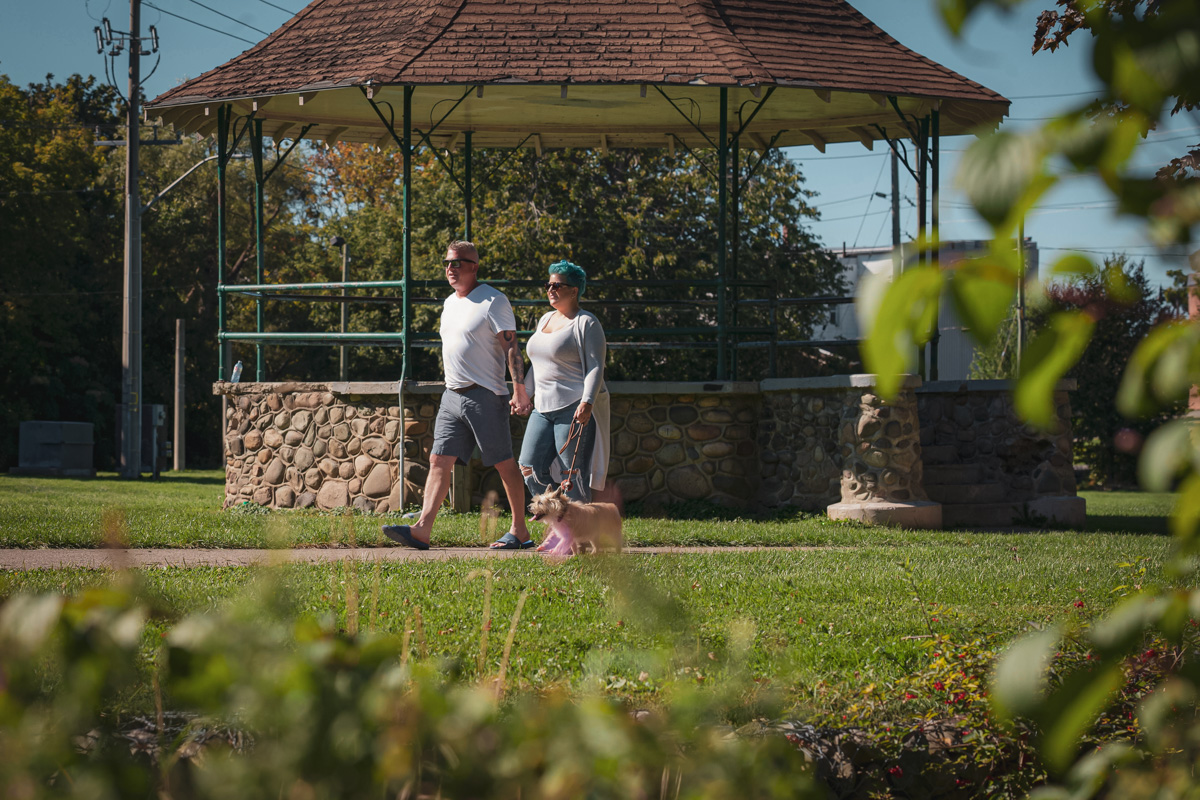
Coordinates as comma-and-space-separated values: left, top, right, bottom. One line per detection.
146, 0, 1008, 150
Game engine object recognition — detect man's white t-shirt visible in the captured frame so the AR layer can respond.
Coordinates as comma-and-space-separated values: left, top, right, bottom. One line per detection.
440, 284, 517, 396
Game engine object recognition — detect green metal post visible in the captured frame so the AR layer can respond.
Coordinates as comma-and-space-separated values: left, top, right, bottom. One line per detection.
402, 87, 413, 381
730, 131, 740, 380
916, 115, 929, 380
716, 87, 728, 381
464, 130, 473, 240
930, 109, 940, 381
216, 105, 229, 380
1017, 218, 1026, 376
251, 118, 265, 381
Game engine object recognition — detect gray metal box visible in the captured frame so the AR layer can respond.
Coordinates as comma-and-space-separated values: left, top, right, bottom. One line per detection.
13, 421, 96, 477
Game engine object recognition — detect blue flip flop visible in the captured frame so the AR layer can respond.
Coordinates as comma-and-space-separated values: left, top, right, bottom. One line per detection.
491, 532, 537, 550
381, 524, 430, 551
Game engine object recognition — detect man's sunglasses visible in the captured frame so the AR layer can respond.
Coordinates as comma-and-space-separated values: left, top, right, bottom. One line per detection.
443, 259, 477, 268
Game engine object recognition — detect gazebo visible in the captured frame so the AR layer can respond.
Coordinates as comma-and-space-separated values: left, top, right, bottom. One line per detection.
147, 0, 1009, 384
142, 0, 1084, 531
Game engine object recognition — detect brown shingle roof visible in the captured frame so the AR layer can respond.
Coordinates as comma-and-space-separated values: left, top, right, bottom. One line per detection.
148, 0, 1007, 149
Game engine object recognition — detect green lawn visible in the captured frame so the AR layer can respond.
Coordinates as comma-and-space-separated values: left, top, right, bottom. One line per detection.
0, 472, 1177, 548
0, 471, 1180, 713
0, 471, 1178, 710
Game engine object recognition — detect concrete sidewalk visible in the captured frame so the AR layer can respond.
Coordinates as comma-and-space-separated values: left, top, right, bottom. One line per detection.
0, 545, 819, 570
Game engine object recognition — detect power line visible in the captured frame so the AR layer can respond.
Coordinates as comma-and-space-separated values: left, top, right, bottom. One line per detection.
251, 0, 296, 13
815, 192, 875, 207
142, 1, 256, 45
851, 150, 888, 247
813, 208, 891, 223
1008, 90, 1105, 100
176, 0, 270, 36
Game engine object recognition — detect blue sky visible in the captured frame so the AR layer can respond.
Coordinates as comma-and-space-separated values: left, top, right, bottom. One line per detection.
3, 0, 1196, 287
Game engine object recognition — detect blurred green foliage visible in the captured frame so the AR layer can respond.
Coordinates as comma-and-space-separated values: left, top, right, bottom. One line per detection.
971, 256, 1183, 485
0, 571, 824, 799
861, 2, 1200, 796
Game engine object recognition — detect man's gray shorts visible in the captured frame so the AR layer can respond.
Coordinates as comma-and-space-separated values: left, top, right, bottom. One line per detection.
431, 386, 514, 466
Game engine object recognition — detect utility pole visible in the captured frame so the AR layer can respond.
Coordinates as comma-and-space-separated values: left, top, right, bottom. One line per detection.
98, 0, 158, 477
121, 0, 143, 478
1017, 220, 1026, 376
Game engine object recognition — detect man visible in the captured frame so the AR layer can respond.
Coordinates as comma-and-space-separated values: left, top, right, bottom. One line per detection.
382, 240, 536, 550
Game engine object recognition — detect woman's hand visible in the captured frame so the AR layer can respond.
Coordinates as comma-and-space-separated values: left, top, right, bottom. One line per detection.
510, 397, 532, 416
574, 401, 593, 425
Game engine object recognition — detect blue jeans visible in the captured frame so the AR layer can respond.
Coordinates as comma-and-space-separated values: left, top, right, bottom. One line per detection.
518, 403, 595, 503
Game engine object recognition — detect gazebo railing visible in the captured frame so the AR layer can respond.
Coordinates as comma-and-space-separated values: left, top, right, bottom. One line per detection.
217, 277, 858, 380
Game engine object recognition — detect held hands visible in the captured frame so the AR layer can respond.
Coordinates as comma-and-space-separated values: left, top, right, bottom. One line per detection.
510, 388, 533, 416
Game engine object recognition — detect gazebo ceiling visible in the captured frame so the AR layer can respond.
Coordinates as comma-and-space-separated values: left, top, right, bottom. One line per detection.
146, 0, 1009, 151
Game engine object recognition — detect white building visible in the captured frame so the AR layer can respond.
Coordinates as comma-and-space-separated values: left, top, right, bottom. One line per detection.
815, 240, 1039, 381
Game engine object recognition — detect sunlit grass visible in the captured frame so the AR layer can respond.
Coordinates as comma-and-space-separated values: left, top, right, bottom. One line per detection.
1, 529, 1175, 713
0, 473, 1172, 548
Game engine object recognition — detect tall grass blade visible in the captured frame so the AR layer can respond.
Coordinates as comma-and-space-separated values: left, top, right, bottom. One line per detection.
414, 606, 427, 660
401, 613, 413, 667
496, 590, 528, 698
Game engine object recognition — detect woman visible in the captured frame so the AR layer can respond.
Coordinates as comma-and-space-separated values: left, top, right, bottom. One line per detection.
517, 260, 610, 510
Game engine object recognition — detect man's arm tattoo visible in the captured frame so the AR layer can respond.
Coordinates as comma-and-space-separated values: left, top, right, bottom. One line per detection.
501, 331, 526, 384
507, 345, 526, 385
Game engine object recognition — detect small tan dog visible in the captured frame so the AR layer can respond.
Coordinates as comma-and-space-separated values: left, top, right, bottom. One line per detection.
529, 487, 623, 555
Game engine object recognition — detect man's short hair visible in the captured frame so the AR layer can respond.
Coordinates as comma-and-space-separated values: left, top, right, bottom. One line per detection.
447, 240, 479, 262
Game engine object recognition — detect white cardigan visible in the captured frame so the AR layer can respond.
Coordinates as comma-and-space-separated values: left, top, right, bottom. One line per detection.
524, 310, 610, 491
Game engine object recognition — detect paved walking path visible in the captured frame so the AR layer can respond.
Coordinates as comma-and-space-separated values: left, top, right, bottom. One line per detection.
0, 545, 820, 570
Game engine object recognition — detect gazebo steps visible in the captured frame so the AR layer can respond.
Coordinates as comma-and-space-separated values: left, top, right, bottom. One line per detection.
922, 463, 986, 486
925, 482, 1008, 505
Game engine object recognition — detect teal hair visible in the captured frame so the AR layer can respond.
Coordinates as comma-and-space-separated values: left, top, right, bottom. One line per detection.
548, 260, 587, 297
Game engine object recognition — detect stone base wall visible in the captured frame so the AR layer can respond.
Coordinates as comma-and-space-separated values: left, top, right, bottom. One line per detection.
757, 384, 857, 510
215, 377, 1081, 522
221, 386, 407, 512
916, 380, 1077, 501
756, 377, 927, 512
607, 384, 760, 509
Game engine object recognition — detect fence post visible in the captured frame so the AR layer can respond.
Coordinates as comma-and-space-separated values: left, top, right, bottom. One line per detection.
174, 319, 185, 470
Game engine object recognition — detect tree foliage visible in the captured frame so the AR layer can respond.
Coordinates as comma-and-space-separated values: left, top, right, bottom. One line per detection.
1033, 0, 1200, 179
0, 74, 122, 470
867, 2, 1200, 794
302, 144, 846, 383
970, 256, 1182, 485
0, 74, 317, 470
1, 78, 843, 468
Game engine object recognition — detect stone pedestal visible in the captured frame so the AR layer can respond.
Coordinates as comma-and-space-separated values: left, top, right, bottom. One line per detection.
827, 500, 943, 528
825, 375, 942, 529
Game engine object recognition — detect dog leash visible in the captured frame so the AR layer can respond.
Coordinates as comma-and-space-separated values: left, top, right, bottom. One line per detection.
557, 418, 586, 492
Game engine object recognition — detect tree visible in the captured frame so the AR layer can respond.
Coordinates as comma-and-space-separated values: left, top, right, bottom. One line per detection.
0, 74, 122, 470
123, 131, 318, 466
0, 73, 319, 470
1031, 0, 1199, 179
301, 144, 847, 383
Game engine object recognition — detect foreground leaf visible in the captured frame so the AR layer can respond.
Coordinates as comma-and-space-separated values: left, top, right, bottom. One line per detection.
1117, 321, 1200, 418
858, 264, 943, 399
1015, 311, 1095, 428
949, 253, 1019, 344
